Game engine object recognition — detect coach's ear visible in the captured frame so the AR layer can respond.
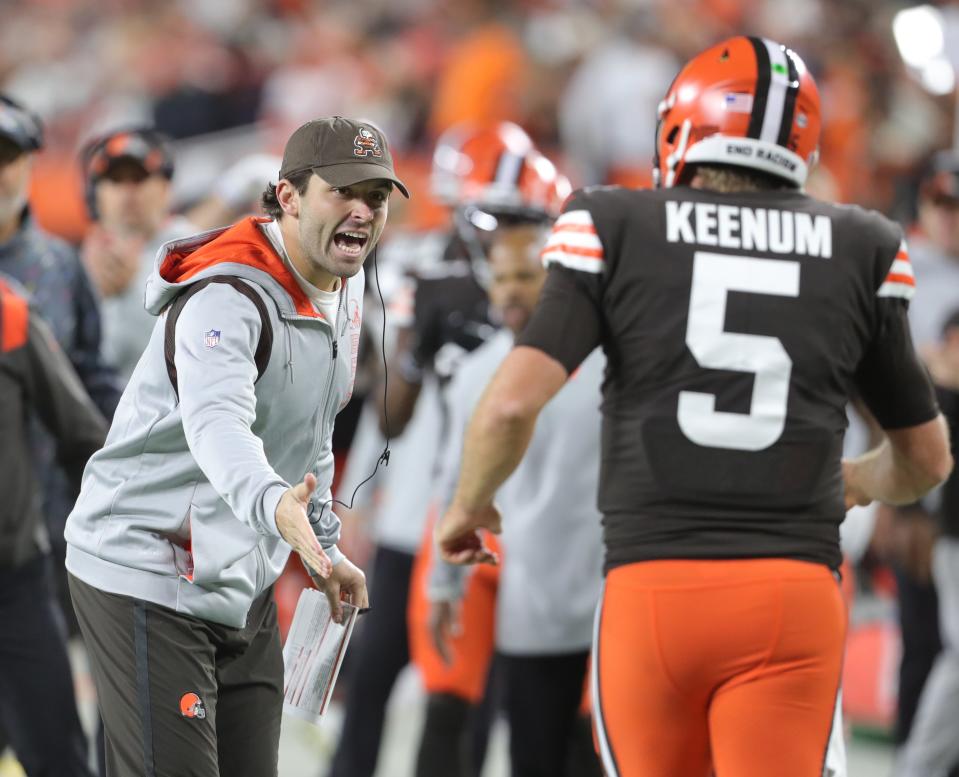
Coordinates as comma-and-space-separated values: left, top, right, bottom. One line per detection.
276, 178, 301, 219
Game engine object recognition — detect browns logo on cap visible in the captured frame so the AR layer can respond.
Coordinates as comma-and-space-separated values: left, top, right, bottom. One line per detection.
279, 116, 409, 198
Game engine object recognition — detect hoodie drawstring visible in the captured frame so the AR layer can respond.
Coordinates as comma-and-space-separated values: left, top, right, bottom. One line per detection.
286, 324, 294, 384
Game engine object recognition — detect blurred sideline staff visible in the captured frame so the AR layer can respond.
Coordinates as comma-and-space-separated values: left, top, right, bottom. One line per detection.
326, 122, 569, 777
80, 126, 189, 382
0, 93, 120, 635
80, 125, 282, 383
0, 274, 106, 777
418, 222, 604, 777
896, 152, 959, 777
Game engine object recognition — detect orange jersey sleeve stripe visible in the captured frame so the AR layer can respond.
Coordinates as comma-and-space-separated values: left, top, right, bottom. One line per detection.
553, 223, 599, 235
885, 272, 915, 287
541, 244, 604, 260
0, 288, 29, 352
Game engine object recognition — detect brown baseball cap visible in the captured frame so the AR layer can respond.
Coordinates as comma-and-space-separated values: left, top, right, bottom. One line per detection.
279, 116, 410, 198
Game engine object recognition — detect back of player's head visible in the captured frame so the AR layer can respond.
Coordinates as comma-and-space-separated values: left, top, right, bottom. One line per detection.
430, 121, 569, 222
653, 36, 820, 190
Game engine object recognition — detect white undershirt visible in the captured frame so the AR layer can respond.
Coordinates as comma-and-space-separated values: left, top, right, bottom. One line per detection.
261, 220, 341, 322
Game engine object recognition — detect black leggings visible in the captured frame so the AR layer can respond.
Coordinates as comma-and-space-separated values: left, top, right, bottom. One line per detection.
500, 650, 602, 777
326, 546, 415, 777
0, 556, 93, 777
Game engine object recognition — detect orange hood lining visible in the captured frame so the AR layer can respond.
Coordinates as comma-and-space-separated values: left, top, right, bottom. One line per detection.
158, 217, 322, 319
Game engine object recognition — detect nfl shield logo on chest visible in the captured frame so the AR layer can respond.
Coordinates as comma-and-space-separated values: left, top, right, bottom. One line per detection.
204, 329, 221, 348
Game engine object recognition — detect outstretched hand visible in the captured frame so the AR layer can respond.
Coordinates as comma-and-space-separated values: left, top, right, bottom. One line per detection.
435, 503, 501, 566
275, 473, 332, 579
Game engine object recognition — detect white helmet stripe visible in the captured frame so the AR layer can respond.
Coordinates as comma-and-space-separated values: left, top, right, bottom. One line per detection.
759, 38, 791, 143
494, 150, 524, 187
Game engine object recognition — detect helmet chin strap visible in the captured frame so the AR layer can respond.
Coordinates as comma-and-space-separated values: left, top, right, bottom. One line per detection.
453, 206, 493, 289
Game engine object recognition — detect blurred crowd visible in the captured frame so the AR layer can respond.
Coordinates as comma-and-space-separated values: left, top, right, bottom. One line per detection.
2, 0, 958, 243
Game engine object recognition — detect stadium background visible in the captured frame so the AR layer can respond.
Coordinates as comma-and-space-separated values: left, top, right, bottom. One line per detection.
3, 0, 959, 774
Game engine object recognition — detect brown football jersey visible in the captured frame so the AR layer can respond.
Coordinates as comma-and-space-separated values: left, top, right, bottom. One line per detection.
518, 185, 939, 570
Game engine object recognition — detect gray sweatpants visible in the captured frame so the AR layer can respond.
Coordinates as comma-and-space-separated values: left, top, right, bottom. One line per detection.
898, 537, 959, 777
69, 574, 283, 777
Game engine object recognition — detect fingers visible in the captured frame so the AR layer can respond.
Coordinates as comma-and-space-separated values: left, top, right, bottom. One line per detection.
435, 624, 453, 666
438, 533, 498, 566
430, 605, 454, 665
291, 472, 318, 503
442, 547, 498, 566
296, 533, 332, 579
345, 576, 369, 611
322, 579, 343, 624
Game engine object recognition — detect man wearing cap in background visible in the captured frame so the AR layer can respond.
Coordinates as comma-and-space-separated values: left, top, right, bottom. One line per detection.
81, 127, 283, 383
0, 94, 120, 631
80, 126, 192, 382
64, 117, 408, 777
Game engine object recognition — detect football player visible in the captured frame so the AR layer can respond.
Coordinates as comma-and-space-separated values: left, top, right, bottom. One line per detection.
436, 36, 952, 777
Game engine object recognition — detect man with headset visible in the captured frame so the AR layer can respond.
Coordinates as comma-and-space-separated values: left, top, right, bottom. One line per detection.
80, 126, 191, 382
65, 117, 404, 777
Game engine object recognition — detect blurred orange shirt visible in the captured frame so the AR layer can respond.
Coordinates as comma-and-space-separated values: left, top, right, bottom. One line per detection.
428, 22, 529, 139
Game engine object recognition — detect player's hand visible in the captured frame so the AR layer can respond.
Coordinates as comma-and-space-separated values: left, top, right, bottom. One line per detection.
920, 339, 959, 391
81, 228, 143, 298
841, 460, 873, 511
435, 503, 501, 566
275, 473, 333, 580
306, 557, 369, 624
429, 599, 462, 666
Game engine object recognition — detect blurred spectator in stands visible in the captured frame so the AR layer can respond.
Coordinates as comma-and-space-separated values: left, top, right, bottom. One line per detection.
558, 7, 678, 187
0, 273, 106, 777
428, 0, 530, 138
0, 93, 120, 633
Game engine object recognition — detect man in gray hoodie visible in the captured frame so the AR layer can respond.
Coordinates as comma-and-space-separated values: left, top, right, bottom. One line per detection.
65, 117, 409, 777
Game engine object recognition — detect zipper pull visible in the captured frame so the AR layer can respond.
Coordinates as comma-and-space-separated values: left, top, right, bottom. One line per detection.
332, 339, 338, 359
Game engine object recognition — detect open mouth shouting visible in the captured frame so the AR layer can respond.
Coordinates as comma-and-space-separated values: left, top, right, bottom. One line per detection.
333, 230, 369, 257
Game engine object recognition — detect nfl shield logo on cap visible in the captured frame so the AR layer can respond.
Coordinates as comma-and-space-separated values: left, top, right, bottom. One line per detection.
204, 329, 220, 348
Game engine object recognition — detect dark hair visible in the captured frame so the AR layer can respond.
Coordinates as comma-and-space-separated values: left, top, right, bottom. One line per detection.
260, 169, 314, 219
690, 163, 794, 193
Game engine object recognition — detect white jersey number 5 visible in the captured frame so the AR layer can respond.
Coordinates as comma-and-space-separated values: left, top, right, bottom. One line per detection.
678, 252, 800, 451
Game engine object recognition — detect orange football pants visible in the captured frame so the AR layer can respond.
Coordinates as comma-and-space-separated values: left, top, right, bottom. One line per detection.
408, 517, 500, 702
592, 558, 846, 777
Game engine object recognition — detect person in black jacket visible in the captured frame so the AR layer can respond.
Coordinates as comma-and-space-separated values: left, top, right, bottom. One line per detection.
0, 94, 120, 637
0, 273, 107, 776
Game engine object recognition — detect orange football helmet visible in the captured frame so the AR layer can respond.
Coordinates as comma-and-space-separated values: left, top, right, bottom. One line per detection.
431, 122, 570, 221
653, 36, 821, 189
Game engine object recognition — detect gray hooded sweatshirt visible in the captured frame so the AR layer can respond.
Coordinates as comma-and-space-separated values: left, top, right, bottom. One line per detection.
66, 217, 362, 627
